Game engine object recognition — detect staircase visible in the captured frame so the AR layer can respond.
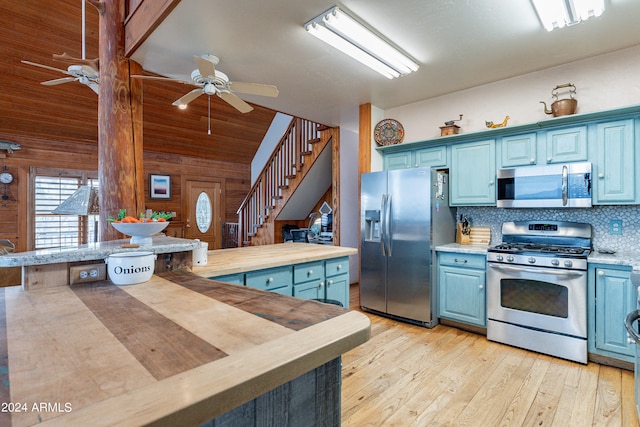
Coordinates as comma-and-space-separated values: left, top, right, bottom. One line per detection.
237, 117, 336, 246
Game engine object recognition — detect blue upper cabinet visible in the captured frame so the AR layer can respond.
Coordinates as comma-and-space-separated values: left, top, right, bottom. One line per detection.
499, 133, 537, 168
384, 146, 447, 170
545, 126, 588, 164
593, 119, 636, 204
450, 139, 496, 205
377, 105, 640, 206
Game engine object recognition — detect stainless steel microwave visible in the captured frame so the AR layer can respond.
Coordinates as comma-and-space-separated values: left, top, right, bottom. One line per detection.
497, 162, 592, 208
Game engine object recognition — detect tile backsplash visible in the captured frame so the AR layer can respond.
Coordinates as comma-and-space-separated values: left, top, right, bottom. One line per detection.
456, 205, 640, 252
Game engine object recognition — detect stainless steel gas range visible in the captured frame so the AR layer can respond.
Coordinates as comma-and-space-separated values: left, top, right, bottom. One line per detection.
486, 220, 592, 364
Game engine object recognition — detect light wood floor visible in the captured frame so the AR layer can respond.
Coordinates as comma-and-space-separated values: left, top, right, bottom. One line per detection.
342, 284, 640, 427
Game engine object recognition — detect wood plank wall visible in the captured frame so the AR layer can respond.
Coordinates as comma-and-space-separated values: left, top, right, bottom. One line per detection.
0, 133, 251, 253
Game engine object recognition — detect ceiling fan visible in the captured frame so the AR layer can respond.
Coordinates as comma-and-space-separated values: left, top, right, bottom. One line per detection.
131, 54, 279, 114
21, 0, 99, 94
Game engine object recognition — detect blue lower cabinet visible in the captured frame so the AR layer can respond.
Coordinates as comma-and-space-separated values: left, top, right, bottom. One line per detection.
245, 266, 293, 295
589, 265, 634, 362
208, 257, 350, 307
209, 273, 244, 285
437, 252, 486, 328
293, 280, 324, 300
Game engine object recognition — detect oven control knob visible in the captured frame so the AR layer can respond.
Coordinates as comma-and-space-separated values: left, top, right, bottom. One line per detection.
528, 257, 536, 264
551, 259, 560, 266
564, 260, 573, 268
506, 255, 514, 262
496, 255, 503, 261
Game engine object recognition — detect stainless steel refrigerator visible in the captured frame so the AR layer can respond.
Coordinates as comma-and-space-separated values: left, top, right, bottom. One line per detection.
360, 168, 455, 327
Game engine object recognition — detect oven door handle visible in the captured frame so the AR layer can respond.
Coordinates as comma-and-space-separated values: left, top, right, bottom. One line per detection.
625, 310, 640, 344
488, 263, 584, 278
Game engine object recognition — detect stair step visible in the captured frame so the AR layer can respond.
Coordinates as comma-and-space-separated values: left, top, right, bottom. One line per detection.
285, 174, 296, 179
278, 185, 289, 190
301, 150, 312, 156
317, 124, 330, 131
308, 137, 321, 144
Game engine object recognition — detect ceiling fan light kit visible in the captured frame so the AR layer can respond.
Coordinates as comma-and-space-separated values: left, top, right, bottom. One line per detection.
531, 0, 605, 31
305, 6, 419, 79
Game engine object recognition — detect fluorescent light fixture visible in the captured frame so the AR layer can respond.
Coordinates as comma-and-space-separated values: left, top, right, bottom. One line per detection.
305, 6, 419, 79
532, 0, 605, 31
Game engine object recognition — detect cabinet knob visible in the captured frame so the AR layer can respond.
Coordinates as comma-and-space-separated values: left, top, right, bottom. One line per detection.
267, 277, 274, 283
336, 264, 342, 270
598, 270, 605, 276
414, 164, 418, 168
327, 280, 334, 286
489, 180, 494, 185
307, 270, 313, 275
598, 173, 605, 179
479, 284, 484, 290
318, 282, 324, 288
547, 157, 552, 162
530, 158, 536, 164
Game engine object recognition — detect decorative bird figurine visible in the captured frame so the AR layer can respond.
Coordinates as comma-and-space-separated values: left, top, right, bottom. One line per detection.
486, 115, 510, 128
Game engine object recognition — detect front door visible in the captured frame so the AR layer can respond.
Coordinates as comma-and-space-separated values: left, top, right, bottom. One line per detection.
185, 180, 221, 249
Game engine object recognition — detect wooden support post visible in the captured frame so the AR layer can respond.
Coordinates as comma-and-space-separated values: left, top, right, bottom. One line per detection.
96, 0, 145, 240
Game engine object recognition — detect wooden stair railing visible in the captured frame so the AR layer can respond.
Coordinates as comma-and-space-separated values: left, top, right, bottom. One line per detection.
237, 117, 330, 246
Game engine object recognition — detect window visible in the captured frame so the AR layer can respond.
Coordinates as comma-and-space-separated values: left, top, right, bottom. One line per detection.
33, 168, 99, 249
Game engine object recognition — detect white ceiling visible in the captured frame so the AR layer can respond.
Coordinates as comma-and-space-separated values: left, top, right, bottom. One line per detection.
131, 0, 640, 131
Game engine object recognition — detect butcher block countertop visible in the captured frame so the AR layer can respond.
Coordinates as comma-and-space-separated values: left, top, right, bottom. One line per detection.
192, 243, 358, 277
0, 259, 370, 426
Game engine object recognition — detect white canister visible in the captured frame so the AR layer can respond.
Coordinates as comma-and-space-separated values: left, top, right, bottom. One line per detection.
106, 251, 157, 285
192, 240, 208, 266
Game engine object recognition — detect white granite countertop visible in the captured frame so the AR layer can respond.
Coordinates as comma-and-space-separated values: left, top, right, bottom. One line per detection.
435, 243, 489, 255
588, 249, 640, 270
0, 235, 202, 267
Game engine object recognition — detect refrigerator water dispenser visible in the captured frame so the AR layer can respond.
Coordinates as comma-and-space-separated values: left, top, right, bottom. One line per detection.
364, 210, 381, 242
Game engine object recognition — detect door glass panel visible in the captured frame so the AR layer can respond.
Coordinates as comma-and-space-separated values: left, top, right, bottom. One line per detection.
500, 278, 568, 318
195, 192, 212, 233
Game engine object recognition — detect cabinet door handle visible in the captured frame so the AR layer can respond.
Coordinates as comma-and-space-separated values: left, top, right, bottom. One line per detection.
454, 258, 468, 263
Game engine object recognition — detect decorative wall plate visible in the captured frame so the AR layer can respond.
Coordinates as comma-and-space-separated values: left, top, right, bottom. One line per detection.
374, 119, 404, 146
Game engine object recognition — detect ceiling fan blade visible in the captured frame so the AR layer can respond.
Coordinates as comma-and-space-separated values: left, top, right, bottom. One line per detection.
87, 82, 100, 94
218, 91, 254, 113
193, 55, 215, 79
21, 60, 69, 75
52, 52, 99, 70
41, 77, 76, 86
131, 75, 190, 84
172, 88, 204, 107
229, 82, 279, 97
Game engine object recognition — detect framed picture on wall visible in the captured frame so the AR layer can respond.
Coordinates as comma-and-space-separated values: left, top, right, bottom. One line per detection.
149, 174, 171, 199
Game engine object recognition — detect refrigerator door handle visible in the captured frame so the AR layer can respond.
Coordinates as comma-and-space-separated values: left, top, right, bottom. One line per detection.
385, 194, 392, 256
380, 194, 387, 256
